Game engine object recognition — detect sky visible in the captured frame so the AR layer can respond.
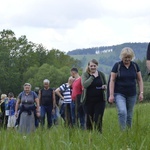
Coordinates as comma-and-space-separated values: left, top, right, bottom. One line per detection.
0, 0, 150, 52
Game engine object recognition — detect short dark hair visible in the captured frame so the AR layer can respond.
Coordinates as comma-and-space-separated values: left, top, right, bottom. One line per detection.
8, 92, 14, 98
71, 68, 78, 73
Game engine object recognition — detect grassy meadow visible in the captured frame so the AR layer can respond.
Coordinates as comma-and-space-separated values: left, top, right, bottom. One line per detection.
0, 103, 149, 150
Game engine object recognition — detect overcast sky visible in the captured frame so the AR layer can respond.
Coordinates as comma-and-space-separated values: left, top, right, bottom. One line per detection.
0, 0, 150, 52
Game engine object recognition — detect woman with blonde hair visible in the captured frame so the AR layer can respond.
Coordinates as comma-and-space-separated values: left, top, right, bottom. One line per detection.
109, 47, 143, 130
81, 59, 107, 133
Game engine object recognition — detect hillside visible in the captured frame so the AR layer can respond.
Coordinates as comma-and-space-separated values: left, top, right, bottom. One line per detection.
68, 42, 148, 75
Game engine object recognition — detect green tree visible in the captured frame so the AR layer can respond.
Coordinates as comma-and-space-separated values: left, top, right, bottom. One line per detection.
0, 29, 81, 95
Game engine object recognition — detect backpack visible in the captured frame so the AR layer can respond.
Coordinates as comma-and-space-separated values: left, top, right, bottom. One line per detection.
106, 61, 137, 102
19, 91, 37, 101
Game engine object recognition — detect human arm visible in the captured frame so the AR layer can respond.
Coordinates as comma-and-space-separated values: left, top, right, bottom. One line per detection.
55, 88, 64, 100
38, 90, 41, 106
35, 97, 40, 117
52, 90, 56, 114
81, 72, 95, 89
108, 72, 117, 103
137, 71, 144, 102
15, 99, 21, 117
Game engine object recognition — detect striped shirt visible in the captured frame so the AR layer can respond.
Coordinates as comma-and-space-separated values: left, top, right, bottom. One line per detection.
60, 83, 72, 103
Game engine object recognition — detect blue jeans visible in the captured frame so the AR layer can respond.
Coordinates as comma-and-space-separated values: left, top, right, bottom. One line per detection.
51, 107, 59, 125
115, 93, 137, 130
40, 105, 53, 128
60, 102, 74, 126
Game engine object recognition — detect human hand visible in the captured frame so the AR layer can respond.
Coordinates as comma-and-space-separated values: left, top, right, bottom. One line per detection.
139, 93, 143, 102
108, 95, 114, 104
52, 108, 55, 115
102, 85, 107, 90
15, 112, 18, 118
36, 112, 40, 117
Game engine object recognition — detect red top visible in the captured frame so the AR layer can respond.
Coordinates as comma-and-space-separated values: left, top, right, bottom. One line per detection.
71, 77, 83, 101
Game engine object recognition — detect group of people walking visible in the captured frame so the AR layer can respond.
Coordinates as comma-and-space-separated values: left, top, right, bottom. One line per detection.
0, 45, 148, 134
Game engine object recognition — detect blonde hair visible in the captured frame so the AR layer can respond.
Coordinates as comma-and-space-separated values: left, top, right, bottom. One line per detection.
1, 94, 7, 100
68, 76, 75, 84
119, 47, 135, 60
86, 59, 98, 73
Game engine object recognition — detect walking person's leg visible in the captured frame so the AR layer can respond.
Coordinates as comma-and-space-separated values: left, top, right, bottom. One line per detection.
46, 105, 53, 128
40, 106, 46, 128
84, 102, 94, 130
4, 116, 9, 129
70, 101, 75, 126
115, 94, 127, 130
60, 103, 65, 121
74, 99, 79, 127
78, 105, 85, 129
94, 101, 105, 133
126, 95, 137, 128
65, 103, 72, 127
64, 103, 68, 126
69, 103, 73, 126
77, 95, 85, 129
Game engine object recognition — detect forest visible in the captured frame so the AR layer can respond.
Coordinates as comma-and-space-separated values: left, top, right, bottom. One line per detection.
0, 29, 80, 95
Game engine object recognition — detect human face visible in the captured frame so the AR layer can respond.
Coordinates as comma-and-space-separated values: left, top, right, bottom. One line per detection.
88, 62, 98, 73
24, 85, 31, 94
122, 55, 132, 65
70, 71, 76, 78
44, 82, 49, 89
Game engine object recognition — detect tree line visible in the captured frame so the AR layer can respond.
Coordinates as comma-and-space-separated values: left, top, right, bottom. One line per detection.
0, 29, 81, 96
1, 29, 149, 100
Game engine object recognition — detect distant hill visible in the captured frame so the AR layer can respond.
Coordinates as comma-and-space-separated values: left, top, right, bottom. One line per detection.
68, 42, 148, 75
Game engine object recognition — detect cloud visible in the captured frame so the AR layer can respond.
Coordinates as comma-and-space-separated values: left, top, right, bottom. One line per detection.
0, 0, 150, 52
1, 0, 103, 28
100, 0, 150, 18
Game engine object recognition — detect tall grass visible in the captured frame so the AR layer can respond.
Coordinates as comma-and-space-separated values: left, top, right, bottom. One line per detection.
0, 103, 149, 150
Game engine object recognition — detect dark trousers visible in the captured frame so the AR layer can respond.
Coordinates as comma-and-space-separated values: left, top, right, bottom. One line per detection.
0, 113, 5, 128
4, 116, 8, 129
60, 103, 73, 127
41, 105, 53, 128
73, 95, 85, 129
84, 100, 105, 133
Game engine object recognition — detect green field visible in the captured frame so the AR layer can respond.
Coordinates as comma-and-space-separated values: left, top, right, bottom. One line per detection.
0, 103, 149, 150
